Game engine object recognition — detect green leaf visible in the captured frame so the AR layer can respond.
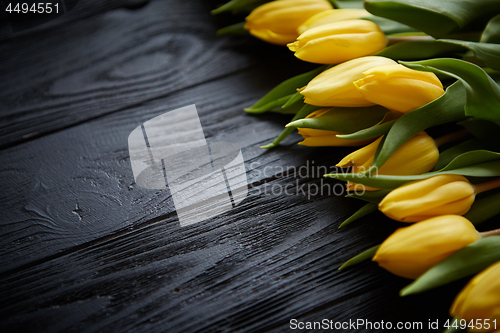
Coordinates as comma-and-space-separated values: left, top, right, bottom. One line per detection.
272, 95, 305, 115
481, 14, 500, 43
402, 58, 500, 126
338, 245, 379, 270
337, 119, 395, 140
364, 0, 500, 38
245, 66, 326, 113
400, 236, 500, 296
281, 91, 303, 109
245, 94, 294, 114
433, 139, 486, 171
364, 16, 418, 35
211, 0, 268, 14
260, 104, 319, 149
376, 40, 467, 61
328, 160, 500, 189
338, 203, 378, 228
216, 22, 250, 36
378, 40, 500, 70
439, 40, 500, 70
439, 150, 500, 171
459, 118, 500, 151
285, 106, 390, 134
464, 190, 500, 224
369, 81, 467, 173
346, 189, 391, 203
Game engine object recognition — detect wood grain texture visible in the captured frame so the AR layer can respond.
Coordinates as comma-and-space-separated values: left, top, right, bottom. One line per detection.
0, 0, 305, 148
0, 0, 479, 332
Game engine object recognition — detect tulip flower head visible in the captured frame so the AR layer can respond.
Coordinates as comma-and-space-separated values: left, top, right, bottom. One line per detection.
300, 56, 397, 107
288, 20, 387, 64
379, 174, 476, 222
353, 64, 445, 113
244, 0, 333, 45
297, 109, 375, 147
297, 9, 372, 34
450, 261, 500, 332
373, 215, 480, 279
336, 131, 439, 191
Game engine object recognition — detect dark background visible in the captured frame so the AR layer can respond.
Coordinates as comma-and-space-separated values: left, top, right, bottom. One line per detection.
0, 0, 477, 332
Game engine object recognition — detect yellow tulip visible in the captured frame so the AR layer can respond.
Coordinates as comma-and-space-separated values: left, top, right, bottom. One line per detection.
297, 109, 375, 147
450, 261, 500, 333
244, 0, 333, 45
298, 9, 371, 34
354, 64, 445, 113
288, 20, 387, 64
300, 56, 397, 107
373, 215, 480, 279
336, 131, 439, 191
379, 174, 476, 222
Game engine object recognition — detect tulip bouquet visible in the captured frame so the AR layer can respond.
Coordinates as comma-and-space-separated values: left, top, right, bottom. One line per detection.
213, 0, 500, 331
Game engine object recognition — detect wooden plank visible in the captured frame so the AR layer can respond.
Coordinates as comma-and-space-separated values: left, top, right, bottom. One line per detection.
0, 0, 306, 148
0, 0, 150, 40
0, 1, 469, 330
0, 67, 348, 273
0, 179, 456, 332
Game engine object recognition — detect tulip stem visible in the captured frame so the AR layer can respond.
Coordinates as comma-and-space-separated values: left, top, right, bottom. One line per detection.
434, 129, 470, 147
480, 228, 500, 238
474, 177, 500, 194
387, 35, 434, 45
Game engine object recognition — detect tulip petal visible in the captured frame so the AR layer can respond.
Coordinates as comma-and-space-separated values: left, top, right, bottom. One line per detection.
368, 81, 467, 173
300, 56, 397, 107
373, 215, 480, 279
401, 237, 500, 295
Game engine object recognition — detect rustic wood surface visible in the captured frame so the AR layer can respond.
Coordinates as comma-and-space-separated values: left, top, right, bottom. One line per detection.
0, 0, 484, 332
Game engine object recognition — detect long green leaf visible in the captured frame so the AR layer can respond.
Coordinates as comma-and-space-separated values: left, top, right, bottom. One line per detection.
370, 81, 467, 172
377, 39, 500, 70
376, 40, 467, 61
338, 203, 378, 228
364, 16, 418, 35
261, 104, 319, 149
211, 0, 268, 14
440, 40, 500, 70
216, 22, 250, 36
402, 58, 500, 126
286, 106, 390, 134
439, 150, 500, 171
459, 118, 500, 151
326, 159, 500, 189
481, 14, 500, 43
338, 245, 379, 270
400, 236, 500, 296
464, 190, 500, 224
346, 189, 391, 203
337, 120, 395, 140
245, 94, 294, 114
364, 0, 500, 38
433, 139, 486, 171
273, 95, 305, 115
245, 66, 326, 113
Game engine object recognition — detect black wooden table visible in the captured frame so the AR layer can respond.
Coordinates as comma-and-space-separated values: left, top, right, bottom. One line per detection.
0, 1, 473, 332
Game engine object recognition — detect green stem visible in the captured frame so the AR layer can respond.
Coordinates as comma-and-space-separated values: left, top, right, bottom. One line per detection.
387, 35, 433, 45
434, 129, 470, 147
480, 228, 500, 238
474, 177, 500, 194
